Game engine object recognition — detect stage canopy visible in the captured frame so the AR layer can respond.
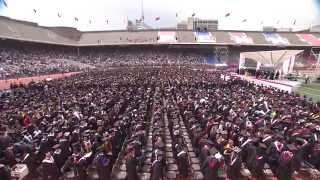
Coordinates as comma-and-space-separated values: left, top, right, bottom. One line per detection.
241, 50, 303, 67
240, 49, 304, 74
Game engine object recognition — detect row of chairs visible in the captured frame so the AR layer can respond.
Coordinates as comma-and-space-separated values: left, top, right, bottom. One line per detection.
112, 87, 156, 179
164, 91, 204, 179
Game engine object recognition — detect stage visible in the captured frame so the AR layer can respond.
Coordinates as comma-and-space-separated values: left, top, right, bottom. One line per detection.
232, 73, 301, 93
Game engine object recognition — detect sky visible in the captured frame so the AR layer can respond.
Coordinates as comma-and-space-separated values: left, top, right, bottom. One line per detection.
0, 0, 320, 31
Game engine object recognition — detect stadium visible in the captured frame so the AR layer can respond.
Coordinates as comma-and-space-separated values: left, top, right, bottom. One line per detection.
1, 0, 320, 179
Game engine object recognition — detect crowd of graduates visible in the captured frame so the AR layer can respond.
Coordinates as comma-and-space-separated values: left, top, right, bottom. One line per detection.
0, 67, 319, 180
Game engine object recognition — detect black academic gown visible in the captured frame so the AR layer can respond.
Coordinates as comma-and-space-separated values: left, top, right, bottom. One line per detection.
23, 153, 39, 177
96, 153, 112, 180
227, 153, 241, 180
0, 165, 10, 180
126, 156, 139, 180
276, 159, 293, 180
201, 157, 220, 180
40, 161, 59, 179
177, 151, 189, 177
266, 144, 281, 173
151, 159, 163, 180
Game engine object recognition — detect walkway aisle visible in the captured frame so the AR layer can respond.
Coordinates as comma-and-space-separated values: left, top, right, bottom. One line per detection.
111, 86, 155, 179
138, 87, 160, 179
162, 97, 179, 179
164, 86, 204, 180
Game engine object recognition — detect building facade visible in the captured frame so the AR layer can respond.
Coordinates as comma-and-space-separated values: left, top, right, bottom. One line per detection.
177, 17, 219, 31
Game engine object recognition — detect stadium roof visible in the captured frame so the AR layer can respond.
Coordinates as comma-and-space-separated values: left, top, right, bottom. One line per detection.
1, 16, 320, 47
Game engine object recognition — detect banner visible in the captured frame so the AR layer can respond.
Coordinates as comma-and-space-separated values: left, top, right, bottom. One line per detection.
229, 32, 253, 44
157, 31, 177, 43
296, 34, 320, 46
194, 32, 216, 43
281, 57, 296, 75
239, 54, 245, 69
263, 33, 290, 45
256, 62, 261, 71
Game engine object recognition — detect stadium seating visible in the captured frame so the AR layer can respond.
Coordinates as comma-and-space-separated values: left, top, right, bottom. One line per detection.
281, 33, 310, 46
1, 17, 320, 47
247, 32, 268, 45
0, 42, 206, 79
212, 31, 234, 44
79, 31, 157, 45
176, 31, 196, 43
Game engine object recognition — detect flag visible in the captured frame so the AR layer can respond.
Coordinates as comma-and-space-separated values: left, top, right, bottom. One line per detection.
192, 13, 196, 17
33, 9, 37, 14
293, 19, 296, 25
74, 17, 78, 21
242, 19, 247, 22
225, 13, 230, 17
155, 17, 160, 21
256, 62, 261, 71
2, 0, 7, 7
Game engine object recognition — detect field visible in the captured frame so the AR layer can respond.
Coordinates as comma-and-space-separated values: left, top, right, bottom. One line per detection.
297, 82, 320, 102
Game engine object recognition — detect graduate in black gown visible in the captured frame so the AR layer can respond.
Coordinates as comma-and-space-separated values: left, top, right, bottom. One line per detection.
126, 148, 139, 180
201, 153, 223, 180
227, 148, 242, 180
94, 152, 112, 180
150, 154, 164, 180
276, 150, 294, 180
0, 164, 10, 180
176, 149, 189, 178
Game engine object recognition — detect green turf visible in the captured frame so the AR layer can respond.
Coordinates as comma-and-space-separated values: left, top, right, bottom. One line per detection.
297, 82, 320, 102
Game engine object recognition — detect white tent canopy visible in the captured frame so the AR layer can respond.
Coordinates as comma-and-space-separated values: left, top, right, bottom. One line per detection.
240, 50, 304, 75
241, 50, 303, 67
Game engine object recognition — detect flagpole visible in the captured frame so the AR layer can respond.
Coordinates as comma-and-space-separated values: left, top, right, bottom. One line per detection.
141, 0, 144, 21
176, 13, 178, 30
309, 20, 313, 31
292, 19, 296, 31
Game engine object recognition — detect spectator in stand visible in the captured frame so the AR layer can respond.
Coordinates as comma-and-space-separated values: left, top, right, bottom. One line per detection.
0, 43, 205, 79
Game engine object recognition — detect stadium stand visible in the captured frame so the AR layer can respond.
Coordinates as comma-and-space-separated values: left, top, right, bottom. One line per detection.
0, 40, 208, 79
247, 32, 270, 45
0, 16, 76, 45
46, 27, 82, 41
281, 33, 310, 46
0, 18, 21, 38
212, 31, 234, 45
79, 31, 158, 45
176, 31, 197, 43
262, 33, 290, 45
1, 16, 320, 47
314, 33, 320, 39
297, 34, 320, 46
157, 31, 177, 43
229, 32, 254, 44
194, 32, 216, 43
